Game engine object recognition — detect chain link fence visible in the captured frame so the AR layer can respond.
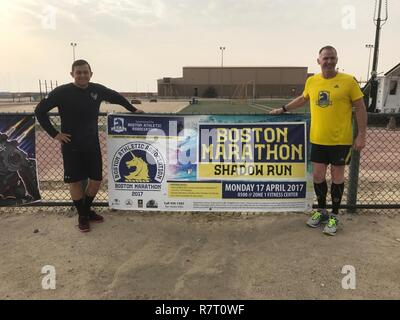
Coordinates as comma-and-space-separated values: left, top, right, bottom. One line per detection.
2, 112, 400, 211
351, 113, 400, 207
35, 113, 109, 205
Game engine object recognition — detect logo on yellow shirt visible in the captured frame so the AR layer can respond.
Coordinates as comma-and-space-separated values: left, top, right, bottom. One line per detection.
317, 91, 331, 107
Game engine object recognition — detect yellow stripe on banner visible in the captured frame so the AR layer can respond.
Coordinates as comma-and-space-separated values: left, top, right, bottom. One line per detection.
168, 183, 222, 198
198, 163, 306, 179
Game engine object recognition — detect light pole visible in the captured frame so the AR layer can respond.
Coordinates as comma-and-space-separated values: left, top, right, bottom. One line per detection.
70, 42, 77, 62
219, 46, 226, 98
365, 44, 374, 81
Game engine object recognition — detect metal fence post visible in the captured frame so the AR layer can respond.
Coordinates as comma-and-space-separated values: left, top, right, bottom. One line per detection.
347, 113, 360, 213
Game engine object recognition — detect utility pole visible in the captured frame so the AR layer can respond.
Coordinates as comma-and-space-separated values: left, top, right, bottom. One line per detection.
368, 0, 388, 112
39, 80, 43, 100
220, 46, 226, 98
252, 80, 256, 102
70, 42, 77, 62
365, 44, 374, 81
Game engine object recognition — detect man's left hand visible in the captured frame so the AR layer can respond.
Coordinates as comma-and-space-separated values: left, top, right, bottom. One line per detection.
353, 135, 366, 152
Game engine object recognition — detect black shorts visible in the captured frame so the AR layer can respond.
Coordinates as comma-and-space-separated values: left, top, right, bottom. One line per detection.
310, 144, 352, 166
62, 149, 103, 183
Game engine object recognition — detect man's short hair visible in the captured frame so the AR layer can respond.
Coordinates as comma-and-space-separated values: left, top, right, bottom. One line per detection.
71, 59, 91, 72
319, 46, 337, 55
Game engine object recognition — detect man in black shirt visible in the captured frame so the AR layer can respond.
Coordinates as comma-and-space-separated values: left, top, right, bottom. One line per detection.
35, 59, 144, 232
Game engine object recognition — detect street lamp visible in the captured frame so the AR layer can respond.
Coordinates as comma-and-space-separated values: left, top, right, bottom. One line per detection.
70, 42, 77, 62
365, 44, 374, 82
219, 46, 226, 98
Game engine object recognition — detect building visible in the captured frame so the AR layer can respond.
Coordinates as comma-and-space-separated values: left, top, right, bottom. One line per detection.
157, 66, 310, 98
376, 63, 400, 113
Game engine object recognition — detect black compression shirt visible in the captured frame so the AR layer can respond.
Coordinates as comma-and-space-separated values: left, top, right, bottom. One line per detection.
35, 82, 137, 151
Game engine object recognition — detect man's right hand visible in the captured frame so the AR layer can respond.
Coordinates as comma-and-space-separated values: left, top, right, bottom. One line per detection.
269, 107, 285, 115
54, 133, 71, 144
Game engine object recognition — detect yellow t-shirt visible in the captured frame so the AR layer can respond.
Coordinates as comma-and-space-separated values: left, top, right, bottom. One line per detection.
303, 72, 364, 145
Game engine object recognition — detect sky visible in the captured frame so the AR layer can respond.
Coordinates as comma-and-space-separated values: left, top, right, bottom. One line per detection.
0, 0, 399, 92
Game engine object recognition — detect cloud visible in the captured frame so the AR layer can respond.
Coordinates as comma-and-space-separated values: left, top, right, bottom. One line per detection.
1, 0, 333, 33
2, 0, 399, 92
89, 0, 167, 28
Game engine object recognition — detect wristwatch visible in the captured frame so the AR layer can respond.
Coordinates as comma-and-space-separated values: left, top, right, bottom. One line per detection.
282, 105, 288, 112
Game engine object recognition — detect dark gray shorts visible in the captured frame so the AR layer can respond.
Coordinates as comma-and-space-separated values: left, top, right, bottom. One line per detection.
311, 144, 352, 166
62, 149, 102, 183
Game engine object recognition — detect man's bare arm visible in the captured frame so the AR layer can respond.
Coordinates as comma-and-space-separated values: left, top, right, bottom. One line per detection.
352, 98, 368, 152
270, 95, 308, 114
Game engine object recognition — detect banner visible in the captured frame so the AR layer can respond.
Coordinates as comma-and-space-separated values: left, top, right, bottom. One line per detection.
0, 115, 41, 205
107, 114, 313, 212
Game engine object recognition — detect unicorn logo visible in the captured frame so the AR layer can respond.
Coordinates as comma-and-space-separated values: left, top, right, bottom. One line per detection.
317, 91, 331, 107
124, 152, 150, 182
112, 141, 165, 184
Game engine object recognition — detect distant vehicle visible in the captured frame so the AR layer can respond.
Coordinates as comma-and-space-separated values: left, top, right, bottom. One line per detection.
149, 98, 157, 102
131, 99, 141, 104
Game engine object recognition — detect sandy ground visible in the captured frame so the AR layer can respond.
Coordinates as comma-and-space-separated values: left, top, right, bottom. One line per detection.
1, 210, 400, 300
2, 101, 399, 300
0, 101, 189, 114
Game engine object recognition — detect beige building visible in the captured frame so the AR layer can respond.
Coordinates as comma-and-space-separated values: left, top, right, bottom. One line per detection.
157, 66, 310, 98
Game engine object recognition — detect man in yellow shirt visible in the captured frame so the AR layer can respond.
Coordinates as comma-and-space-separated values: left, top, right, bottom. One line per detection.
271, 46, 367, 236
